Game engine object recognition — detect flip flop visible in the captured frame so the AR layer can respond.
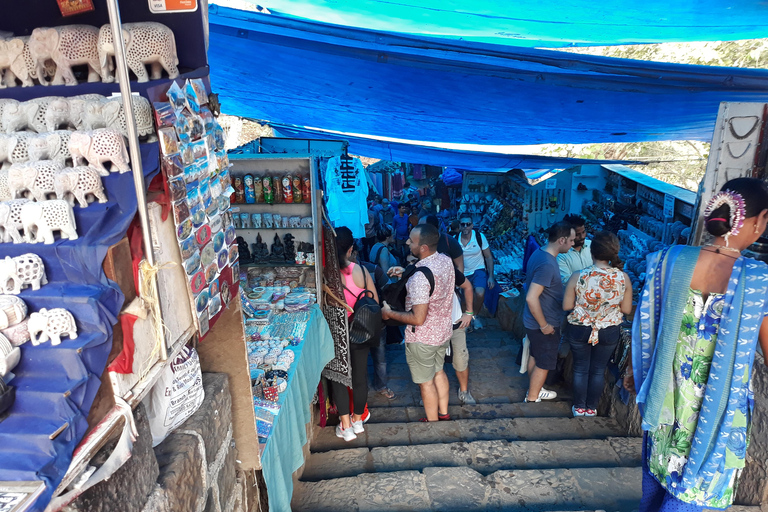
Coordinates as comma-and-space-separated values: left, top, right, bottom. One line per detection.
378, 388, 396, 400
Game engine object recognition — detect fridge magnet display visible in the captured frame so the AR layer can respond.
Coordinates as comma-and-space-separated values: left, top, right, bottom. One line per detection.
200, 243, 216, 268
190, 271, 207, 295
195, 290, 209, 313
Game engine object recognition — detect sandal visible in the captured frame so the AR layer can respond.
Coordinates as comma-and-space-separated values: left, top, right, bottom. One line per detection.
378, 388, 396, 400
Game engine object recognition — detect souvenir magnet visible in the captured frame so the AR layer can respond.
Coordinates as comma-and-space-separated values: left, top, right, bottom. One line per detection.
195, 225, 212, 246
220, 281, 231, 305
209, 278, 220, 298
177, 218, 193, 240
201, 243, 216, 267
205, 201, 219, 217
225, 225, 236, 245
168, 175, 186, 202
192, 209, 206, 228
196, 290, 210, 313
173, 200, 191, 224
209, 214, 223, 233
184, 253, 201, 275
205, 263, 218, 283
162, 154, 184, 177
180, 236, 199, 260
229, 245, 239, 264
198, 310, 210, 336
213, 231, 225, 253
208, 294, 222, 317
218, 248, 228, 269
190, 271, 206, 294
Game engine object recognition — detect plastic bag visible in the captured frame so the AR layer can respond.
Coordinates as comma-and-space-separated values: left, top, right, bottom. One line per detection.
144, 345, 205, 446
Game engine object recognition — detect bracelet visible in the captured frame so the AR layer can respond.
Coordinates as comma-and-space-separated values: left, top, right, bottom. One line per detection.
540, 324, 551, 330
464, 311, 473, 315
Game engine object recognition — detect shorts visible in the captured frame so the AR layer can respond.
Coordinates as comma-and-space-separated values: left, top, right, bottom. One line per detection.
526, 327, 561, 371
467, 269, 488, 291
449, 327, 469, 372
405, 339, 450, 384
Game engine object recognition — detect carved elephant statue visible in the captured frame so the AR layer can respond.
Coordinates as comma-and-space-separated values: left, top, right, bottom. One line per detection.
29, 25, 101, 86
0, 333, 20, 377
98, 22, 179, 83
0, 199, 31, 243
0, 99, 39, 133
0, 170, 10, 200
27, 131, 72, 167
20, 199, 78, 244
0, 253, 47, 294
72, 98, 121, 132
2, 37, 56, 88
102, 95, 157, 141
69, 129, 130, 175
28, 308, 77, 346
8, 160, 64, 202
0, 38, 24, 88
0, 135, 18, 169
54, 166, 106, 208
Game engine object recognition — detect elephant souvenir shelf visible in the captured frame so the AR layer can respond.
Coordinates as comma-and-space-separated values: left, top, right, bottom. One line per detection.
29, 307, 77, 346
0, 253, 47, 294
0, 22, 179, 88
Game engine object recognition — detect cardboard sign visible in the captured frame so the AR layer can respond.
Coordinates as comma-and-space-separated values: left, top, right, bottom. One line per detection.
57, 0, 95, 16
149, 0, 198, 13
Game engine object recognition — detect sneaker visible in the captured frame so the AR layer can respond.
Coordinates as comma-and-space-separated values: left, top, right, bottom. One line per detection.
524, 388, 558, 403
458, 389, 477, 405
361, 409, 371, 423
584, 408, 597, 417
335, 424, 357, 441
572, 406, 587, 417
351, 420, 365, 434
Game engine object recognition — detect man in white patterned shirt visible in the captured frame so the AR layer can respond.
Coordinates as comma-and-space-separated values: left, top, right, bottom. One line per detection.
382, 223, 455, 422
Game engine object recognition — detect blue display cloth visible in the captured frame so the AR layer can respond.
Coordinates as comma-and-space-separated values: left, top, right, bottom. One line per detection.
272, 126, 638, 171
261, 305, 335, 512
208, 5, 768, 145
0, 144, 160, 511
245, 0, 768, 47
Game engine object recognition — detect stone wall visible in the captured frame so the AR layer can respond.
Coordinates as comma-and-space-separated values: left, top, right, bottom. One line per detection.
66, 373, 257, 512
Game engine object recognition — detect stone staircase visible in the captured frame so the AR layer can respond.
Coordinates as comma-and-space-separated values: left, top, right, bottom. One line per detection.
292, 320, 644, 511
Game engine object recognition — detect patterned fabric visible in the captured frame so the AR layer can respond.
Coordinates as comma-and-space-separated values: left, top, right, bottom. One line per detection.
320, 222, 353, 387
632, 246, 768, 508
405, 252, 455, 346
567, 265, 626, 345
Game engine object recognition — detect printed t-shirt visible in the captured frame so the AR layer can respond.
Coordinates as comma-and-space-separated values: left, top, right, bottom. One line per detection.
405, 252, 455, 346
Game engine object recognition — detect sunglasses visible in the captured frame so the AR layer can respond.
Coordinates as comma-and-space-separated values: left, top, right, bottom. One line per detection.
460, 222, 472, 227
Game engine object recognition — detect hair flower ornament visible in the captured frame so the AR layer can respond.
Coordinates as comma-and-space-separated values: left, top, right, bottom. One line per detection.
703, 189, 746, 245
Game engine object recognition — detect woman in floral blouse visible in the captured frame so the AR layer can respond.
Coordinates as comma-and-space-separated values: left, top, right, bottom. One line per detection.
563, 231, 633, 417
626, 178, 768, 511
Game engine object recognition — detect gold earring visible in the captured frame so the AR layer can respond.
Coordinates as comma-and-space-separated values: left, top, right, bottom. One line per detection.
756, 223, 762, 235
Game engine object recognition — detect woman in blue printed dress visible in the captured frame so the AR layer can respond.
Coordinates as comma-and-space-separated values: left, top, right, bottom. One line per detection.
625, 178, 768, 511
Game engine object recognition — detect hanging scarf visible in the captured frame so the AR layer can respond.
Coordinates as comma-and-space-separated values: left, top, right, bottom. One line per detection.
320, 221, 353, 388
632, 246, 768, 498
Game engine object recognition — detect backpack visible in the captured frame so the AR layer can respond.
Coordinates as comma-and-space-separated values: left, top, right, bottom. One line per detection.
342, 267, 382, 345
369, 243, 386, 266
380, 264, 434, 327
360, 260, 388, 299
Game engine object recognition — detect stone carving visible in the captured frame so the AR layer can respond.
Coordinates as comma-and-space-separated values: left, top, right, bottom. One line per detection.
27, 131, 72, 166
299, 216, 313, 228
284, 233, 296, 263
0, 333, 20, 378
251, 233, 269, 262
29, 25, 101, 86
0, 171, 11, 201
0, 199, 31, 243
2, 318, 30, 347
0, 99, 40, 133
0, 253, 47, 294
8, 160, 63, 202
0, 38, 25, 88
0, 295, 26, 330
98, 22, 179, 83
28, 308, 77, 346
54, 166, 107, 207
101, 95, 156, 141
21, 199, 79, 244
69, 129, 130, 175
1, 36, 56, 87
270, 233, 285, 262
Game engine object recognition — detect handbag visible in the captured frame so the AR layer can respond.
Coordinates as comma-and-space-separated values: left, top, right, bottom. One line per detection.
343, 267, 382, 345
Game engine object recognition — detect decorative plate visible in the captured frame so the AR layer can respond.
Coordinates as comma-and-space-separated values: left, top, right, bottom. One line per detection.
195, 290, 209, 313
195, 224, 212, 246
189, 271, 207, 295
217, 248, 229, 269
200, 242, 216, 268
212, 231, 225, 253
177, 218, 193, 240
224, 225, 236, 245
179, 236, 198, 261
205, 263, 218, 283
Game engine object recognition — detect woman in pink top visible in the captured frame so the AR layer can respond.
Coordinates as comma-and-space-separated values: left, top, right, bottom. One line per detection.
563, 231, 633, 418
332, 227, 379, 442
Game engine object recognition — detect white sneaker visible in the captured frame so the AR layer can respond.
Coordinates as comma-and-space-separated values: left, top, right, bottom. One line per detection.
335, 424, 357, 441
351, 420, 364, 434
524, 388, 558, 403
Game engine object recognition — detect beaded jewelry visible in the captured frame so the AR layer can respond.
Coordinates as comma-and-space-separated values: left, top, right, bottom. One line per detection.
703, 190, 746, 246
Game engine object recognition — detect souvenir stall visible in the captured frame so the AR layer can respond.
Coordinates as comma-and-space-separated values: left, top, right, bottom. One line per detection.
0, 1, 208, 510
222, 146, 334, 512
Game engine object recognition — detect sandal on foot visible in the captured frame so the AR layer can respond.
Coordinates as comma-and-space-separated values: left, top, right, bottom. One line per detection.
438, 413, 451, 421
378, 388, 396, 399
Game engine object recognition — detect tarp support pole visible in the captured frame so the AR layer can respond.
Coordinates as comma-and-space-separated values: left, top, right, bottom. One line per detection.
104, 0, 167, 361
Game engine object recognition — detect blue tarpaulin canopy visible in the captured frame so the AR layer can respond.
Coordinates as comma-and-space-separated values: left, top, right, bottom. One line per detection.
208, 5, 768, 147
245, 0, 768, 46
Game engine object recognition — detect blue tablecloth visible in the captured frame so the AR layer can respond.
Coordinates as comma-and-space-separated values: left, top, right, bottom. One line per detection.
261, 304, 335, 512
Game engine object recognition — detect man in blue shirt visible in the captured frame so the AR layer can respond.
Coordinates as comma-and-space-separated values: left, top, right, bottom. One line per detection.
392, 202, 411, 255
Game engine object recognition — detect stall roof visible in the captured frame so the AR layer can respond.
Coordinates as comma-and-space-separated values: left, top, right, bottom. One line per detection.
208, 5, 768, 146
603, 164, 697, 205
243, 0, 768, 47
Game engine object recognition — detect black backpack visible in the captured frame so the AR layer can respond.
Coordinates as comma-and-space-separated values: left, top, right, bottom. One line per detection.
359, 260, 389, 300
380, 264, 434, 327
342, 268, 382, 345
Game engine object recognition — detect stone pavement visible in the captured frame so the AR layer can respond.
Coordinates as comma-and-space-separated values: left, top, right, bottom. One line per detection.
292, 319, 643, 511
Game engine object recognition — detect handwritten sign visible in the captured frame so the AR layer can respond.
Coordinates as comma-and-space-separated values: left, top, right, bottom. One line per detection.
149, 0, 198, 13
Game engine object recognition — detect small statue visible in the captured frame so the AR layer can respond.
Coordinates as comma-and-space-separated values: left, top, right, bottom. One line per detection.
251, 233, 269, 263
236, 236, 252, 264
283, 233, 296, 263
269, 233, 285, 262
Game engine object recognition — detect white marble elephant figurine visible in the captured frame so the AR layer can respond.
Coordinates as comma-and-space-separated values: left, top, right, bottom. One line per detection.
70, 98, 121, 132
1, 37, 55, 88
8, 160, 64, 202
0, 170, 10, 200
0, 253, 47, 294
69, 129, 130, 175
0, 38, 25, 88
0, 199, 31, 243
54, 166, 106, 208
0, 99, 40, 133
27, 131, 72, 167
101, 95, 157, 141
98, 22, 179, 83
29, 25, 101, 86
20, 199, 78, 244
28, 308, 77, 346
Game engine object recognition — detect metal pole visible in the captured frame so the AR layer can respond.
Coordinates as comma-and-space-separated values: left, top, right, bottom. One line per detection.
104, 0, 167, 360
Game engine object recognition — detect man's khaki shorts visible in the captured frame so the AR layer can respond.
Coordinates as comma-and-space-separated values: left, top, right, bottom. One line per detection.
450, 327, 469, 372
405, 339, 450, 384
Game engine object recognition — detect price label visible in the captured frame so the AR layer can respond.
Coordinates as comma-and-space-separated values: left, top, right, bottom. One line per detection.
545, 179, 557, 190
149, 0, 198, 13
663, 194, 675, 218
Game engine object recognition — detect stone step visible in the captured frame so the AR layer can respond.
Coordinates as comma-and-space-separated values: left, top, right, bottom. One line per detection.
291, 466, 643, 512
302, 436, 642, 481
363, 401, 573, 423
311, 417, 629, 453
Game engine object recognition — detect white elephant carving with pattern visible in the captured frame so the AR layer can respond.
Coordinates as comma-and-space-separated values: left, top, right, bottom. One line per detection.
28, 25, 101, 86
0, 199, 31, 243
69, 129, 130, 175
0, 253, 47, 294
20, 199, 78, 244
98, 22, 179, 83
8, 160, 64, 201
54, 166, 106, 208
29, 308, 77, 346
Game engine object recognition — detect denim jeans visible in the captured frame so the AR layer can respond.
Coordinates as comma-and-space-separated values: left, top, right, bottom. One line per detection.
566, 324, 619, 409
370, 328, 388, 391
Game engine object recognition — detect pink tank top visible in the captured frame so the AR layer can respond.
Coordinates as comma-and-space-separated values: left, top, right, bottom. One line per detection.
341, 263, 366, 317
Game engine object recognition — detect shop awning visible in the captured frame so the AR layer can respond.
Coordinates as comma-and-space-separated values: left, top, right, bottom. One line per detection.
241, 0, 768, 47
208, 5, 768, 146
271, 124, 638, 171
